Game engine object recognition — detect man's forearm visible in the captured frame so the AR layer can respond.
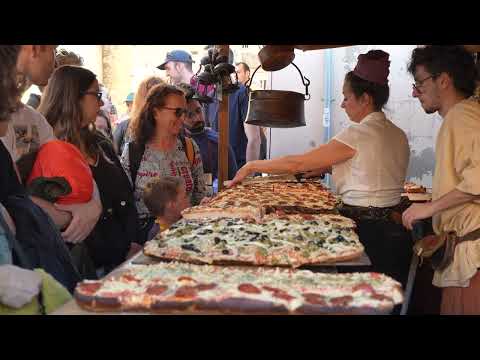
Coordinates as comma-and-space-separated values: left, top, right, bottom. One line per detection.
431, 189, 480, 215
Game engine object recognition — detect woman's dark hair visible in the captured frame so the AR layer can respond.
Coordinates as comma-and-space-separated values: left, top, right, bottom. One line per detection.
0, 45, 21, 122
38, 65, 100, 160
345, 72, 390, 111
132, 83, 185, 145
408, 45, 478, 98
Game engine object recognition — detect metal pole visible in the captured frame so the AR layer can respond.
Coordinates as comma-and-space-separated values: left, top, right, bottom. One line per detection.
216, 45, 230, 191
323, 49, 334, 187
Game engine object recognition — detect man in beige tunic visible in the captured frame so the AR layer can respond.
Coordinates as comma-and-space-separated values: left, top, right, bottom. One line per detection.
402, 45, 480, 314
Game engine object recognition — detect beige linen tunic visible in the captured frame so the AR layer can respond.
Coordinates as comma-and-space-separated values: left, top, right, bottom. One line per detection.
432, 99, 480, 288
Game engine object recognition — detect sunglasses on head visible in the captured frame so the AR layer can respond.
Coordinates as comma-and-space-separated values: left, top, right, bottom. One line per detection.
161, 106, 188, 118
82, 91, 103, 101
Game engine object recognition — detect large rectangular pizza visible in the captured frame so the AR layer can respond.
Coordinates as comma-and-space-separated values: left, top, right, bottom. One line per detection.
182, 181, 340, 222
144, 214, 363, 267
74, 262, 403, 314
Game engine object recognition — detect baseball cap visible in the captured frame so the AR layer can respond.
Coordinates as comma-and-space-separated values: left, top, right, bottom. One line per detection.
125, 92, 134, 102
158, 50, 195, 70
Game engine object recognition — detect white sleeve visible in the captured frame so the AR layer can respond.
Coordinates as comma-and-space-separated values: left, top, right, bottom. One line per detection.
332, 126, 358, 151
32, 109, 55, 145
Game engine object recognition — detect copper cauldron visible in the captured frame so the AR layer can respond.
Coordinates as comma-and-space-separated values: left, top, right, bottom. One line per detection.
245, 63, 310, 128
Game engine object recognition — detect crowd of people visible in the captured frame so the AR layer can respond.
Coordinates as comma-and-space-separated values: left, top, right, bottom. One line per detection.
0, 45, 479, 315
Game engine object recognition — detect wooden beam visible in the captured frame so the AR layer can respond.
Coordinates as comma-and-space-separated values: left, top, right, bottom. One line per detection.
216, 45, 230, 191
464, 45, 480, 53
292, 45, 480, 53
294, 45, 353, 51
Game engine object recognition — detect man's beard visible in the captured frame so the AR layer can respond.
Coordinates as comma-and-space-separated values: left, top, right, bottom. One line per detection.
421, 102, 439, 115
186, 122, 205, 135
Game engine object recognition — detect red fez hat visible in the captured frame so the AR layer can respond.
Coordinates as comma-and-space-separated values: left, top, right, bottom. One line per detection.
353, 50, 390, 85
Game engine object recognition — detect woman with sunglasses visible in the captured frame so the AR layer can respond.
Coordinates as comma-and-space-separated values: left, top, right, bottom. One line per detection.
38, 65, 139, 278
121, 83, 207, 243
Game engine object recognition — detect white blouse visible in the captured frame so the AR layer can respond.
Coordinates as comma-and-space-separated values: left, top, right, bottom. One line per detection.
332, 111, 410, 208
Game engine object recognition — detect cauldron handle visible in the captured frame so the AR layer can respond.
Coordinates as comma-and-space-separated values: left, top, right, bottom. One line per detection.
291, 62, 311, 100
245, 65, 262, 93
245, 63, 311, 100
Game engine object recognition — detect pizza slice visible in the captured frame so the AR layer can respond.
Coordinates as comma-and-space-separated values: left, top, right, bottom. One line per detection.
404, 182, 427, 194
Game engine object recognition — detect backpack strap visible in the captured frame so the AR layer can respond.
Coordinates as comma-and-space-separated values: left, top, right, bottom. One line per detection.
128, 141, 146, 190
184, 137, 195, 167
179, 133, 195, 168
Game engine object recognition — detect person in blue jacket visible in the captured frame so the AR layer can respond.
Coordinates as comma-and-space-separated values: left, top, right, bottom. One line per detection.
179, 84, 238, 192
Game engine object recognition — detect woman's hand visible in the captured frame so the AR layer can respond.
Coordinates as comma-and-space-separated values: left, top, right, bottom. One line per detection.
302, 167, 331, 178
200, 197, 213, 205
55, 197, 102, 244
402, 203, 435, 231
225, 163, 254, 188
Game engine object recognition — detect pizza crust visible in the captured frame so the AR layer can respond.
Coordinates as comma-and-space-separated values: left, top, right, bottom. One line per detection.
182, 205, 263, 222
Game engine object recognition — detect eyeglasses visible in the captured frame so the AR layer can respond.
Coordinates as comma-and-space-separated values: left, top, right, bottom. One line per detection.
160, 107, 188, 118
82, 91, 103, 101
412, 74, 438, 93
186, 108, 203, 118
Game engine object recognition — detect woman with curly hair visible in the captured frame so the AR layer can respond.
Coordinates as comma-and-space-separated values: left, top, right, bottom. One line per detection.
121, 83, 207, 243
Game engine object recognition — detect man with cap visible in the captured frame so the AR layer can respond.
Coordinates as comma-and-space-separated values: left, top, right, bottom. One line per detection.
124, 92, 134, 118
158, 50, 196, 86
158, 48, 261, 169
227, 50, 412, 299
113, 92, 135, 155
117, 92, 134, 123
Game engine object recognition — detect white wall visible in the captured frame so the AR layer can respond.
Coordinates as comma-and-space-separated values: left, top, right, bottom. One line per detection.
268, 49, 326, 157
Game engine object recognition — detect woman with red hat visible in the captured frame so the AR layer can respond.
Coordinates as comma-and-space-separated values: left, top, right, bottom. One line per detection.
227, 50, 412, 298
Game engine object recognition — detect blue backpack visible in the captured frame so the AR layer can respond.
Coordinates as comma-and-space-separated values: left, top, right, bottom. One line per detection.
3, 194, 81, 293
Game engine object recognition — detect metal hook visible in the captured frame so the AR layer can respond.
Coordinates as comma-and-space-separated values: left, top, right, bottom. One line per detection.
291, 62, 311, 100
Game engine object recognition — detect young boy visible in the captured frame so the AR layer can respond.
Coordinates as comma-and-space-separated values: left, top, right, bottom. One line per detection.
143, 176, 191, 241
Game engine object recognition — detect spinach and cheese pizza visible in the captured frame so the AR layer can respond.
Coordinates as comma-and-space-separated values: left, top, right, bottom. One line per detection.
144, 215, 363, 267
